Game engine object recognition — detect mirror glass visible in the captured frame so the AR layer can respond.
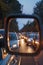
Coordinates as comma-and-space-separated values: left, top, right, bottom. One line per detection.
7, 18, 40, 54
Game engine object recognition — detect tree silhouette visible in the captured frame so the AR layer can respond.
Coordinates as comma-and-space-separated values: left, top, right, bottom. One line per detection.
9, 19, 18, 32
20, 20, 39, 32
0, 0, 22, 30
33, 0, 43, 24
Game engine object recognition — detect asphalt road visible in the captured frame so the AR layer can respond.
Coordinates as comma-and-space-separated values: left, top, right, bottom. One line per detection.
12, 41, 36, 54
20, 56, 36, 65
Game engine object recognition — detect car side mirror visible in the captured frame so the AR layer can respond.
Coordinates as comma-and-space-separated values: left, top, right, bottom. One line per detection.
5, 14, 41, 56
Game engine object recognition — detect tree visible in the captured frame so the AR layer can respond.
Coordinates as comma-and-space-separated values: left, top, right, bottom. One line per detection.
33, 0, 43, 24
9, 19, 18, 32
0, 0, 22, 16
0, 0, 22, 30
0, 6, 3, 20
20, 20, 39, 32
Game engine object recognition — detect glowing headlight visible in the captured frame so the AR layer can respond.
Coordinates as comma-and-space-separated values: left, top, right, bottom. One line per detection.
0, 36, 3, 39
35, 41, 39, 44
12, 44, 17, 48
28, 39, 31, 42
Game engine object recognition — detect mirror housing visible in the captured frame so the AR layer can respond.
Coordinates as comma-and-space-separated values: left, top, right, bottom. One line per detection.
4, 14, 41, 56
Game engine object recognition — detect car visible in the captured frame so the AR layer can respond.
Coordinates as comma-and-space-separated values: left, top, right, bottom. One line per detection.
0, 29, 20, 65
26, 38, 33, 46
0, 29, 19, 49
0, 29, 19, 60
9, 32, 19, 49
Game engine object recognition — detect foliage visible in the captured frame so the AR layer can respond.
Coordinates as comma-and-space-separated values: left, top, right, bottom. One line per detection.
34, 0, 43, 23
9, 19, 18, 32
0, 0, 22, 16
0, 0, 22, 30
20, 20, 39, 32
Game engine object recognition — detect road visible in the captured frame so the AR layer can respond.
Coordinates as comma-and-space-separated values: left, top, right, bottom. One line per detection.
20, 56, 36, 65
12, 40, 36, 54
17, 34, 39, 54
19, 42, 35, 53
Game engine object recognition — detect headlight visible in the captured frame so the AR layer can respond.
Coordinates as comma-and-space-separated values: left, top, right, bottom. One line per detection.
0, 36, 3, 39
12, 44, 17, 48
28, 39, 31, 42
35, 41, 39, 44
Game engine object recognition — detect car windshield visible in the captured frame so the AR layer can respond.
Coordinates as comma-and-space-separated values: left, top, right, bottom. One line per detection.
9, 33, 17, 40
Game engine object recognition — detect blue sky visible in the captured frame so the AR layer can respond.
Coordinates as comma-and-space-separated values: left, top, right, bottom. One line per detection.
18, 0, 40, 14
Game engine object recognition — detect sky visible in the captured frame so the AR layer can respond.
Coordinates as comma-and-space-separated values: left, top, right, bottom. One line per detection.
17, 18, 34, 30
17, 0, 41, 30
18, 0, 41, 14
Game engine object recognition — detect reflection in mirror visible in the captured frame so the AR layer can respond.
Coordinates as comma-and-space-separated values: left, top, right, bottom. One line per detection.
8, 18, 40, 54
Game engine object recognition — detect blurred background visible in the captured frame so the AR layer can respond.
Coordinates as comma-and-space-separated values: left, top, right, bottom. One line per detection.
0, 0, 43, 65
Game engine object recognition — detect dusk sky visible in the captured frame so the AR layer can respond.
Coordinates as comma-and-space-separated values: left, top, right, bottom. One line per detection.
17, 0, 41, 30
18, 0, 41, 14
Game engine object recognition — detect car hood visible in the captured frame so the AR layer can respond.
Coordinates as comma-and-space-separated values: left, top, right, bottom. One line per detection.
10, 40, 18, 46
